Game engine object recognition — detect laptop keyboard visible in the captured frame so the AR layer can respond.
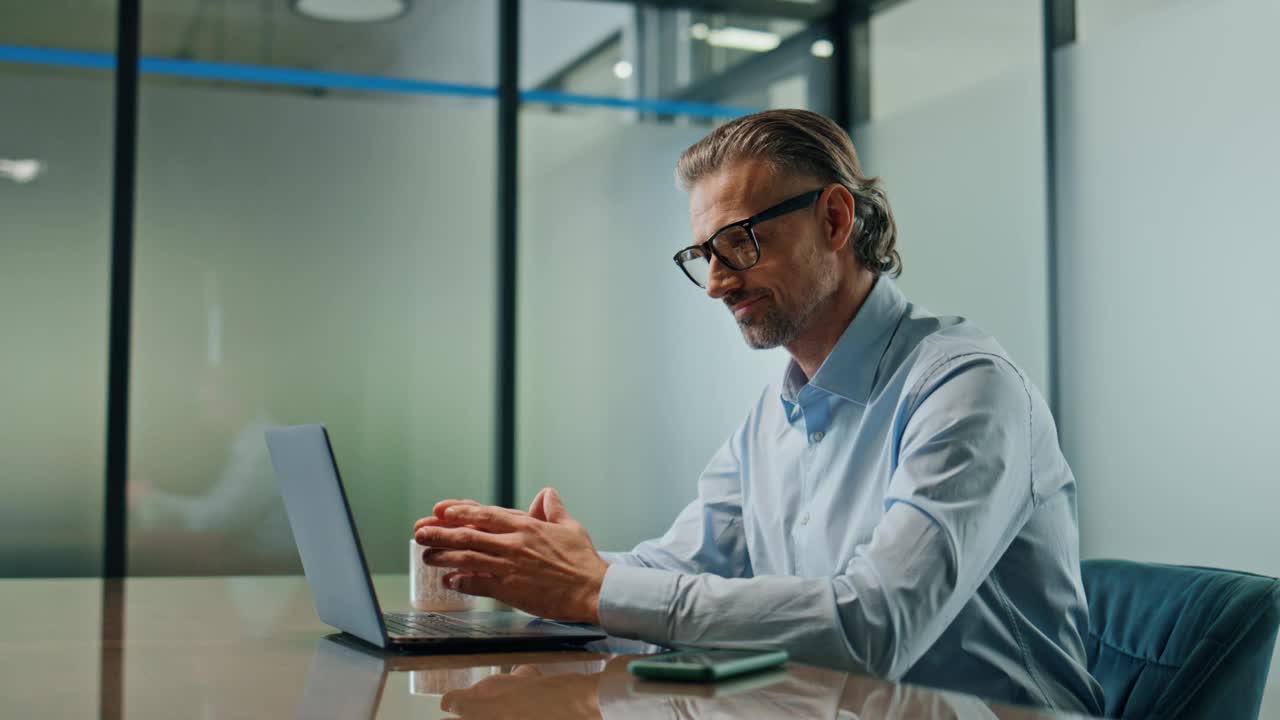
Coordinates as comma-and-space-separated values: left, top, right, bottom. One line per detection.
383, 611, 500, 639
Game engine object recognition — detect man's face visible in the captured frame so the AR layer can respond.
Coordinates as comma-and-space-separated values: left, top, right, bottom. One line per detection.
688, 159, 840, 349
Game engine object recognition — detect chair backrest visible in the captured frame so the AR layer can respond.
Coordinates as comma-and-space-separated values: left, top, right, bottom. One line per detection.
1082, 559, 1280, 719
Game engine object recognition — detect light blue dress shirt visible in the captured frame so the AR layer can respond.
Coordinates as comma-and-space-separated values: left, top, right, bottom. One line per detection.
598, 277, 1104, 714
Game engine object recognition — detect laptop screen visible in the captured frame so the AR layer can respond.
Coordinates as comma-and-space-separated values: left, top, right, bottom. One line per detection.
266, 424, 388, 647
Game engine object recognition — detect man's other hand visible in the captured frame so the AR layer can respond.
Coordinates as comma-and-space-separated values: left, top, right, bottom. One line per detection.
412, 488, 608, 624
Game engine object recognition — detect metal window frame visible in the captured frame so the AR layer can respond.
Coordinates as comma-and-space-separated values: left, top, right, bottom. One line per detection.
103, 0, 139, 581
1043, 0, 1076, 419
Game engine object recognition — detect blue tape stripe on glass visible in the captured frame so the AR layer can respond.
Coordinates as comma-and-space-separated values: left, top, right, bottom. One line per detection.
0, 45, 115, 70
519, 89, 758, 119
0, 44, 758, 117
139, 57, 498, 97
0, 43, 495, 97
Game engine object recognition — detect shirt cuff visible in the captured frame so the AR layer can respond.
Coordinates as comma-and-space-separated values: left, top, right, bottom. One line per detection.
598, 564, 679, 644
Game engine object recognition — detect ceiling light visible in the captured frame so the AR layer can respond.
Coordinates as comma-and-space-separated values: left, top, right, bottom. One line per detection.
0, 159, 42, 183
612, 60, 633, 80
293, 0, 409, 23
810, 39, 834, 58
705, 27, 781, 53
690, 23, 710, 41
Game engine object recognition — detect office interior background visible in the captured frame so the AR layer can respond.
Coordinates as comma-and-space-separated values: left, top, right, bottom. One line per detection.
2, 0, 1277, 711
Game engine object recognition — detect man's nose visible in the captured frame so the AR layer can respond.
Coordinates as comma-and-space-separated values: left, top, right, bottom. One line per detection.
705, 255, 742, 300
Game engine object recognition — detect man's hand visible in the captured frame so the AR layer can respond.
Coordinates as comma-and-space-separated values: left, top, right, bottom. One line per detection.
412, 488, 608, 624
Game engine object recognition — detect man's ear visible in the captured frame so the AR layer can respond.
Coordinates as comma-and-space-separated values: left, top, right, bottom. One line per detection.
823, 185, 857, 253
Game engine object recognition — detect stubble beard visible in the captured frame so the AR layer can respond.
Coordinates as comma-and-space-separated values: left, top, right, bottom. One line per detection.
737, 270, 838, 350
738, 300, 803, 349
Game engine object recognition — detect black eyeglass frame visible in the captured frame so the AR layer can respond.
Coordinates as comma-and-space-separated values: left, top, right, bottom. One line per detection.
672, 187, 825, 288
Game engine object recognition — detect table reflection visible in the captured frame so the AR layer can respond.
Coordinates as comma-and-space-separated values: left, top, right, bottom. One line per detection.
301, 636, 1059, 719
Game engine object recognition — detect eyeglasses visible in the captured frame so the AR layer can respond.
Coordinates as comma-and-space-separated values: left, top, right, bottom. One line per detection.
673, 188, 824, 288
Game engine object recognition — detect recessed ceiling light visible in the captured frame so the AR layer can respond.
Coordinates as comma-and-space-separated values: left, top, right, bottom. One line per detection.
810, 39, 834, 58
293, 0, 409, 23
0, 159, 42, 183
704, 27, 781, 53
612, 60, 634, 80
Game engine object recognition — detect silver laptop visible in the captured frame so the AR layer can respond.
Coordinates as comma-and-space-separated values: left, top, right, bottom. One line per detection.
265, 424, 605, 650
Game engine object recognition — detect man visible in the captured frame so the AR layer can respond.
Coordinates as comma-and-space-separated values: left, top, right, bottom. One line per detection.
414, 109, 1104, 714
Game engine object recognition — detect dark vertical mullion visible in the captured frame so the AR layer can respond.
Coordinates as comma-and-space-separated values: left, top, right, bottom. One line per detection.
829, 3, 871, 133
1042, 0, 1075, 421
102, 5, 139, 719
829, 6, 849, 128
496, 0, 519, 509
103, 0, 141, 580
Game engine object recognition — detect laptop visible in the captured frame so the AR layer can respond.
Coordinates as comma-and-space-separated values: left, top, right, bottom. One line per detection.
265, 423, 606, 650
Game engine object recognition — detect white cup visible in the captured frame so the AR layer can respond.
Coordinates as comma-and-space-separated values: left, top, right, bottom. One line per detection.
410, 539, 477, 613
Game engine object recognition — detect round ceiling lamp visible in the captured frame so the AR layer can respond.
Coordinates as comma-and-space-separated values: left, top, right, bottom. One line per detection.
293, 0, 410, 23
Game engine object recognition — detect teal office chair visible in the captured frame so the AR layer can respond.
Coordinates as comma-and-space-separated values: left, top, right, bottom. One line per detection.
1081, 559, 1280, 719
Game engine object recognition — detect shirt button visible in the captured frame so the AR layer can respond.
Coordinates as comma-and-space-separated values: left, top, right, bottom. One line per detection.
811, 431, 824, 443
800, 512, 810, 526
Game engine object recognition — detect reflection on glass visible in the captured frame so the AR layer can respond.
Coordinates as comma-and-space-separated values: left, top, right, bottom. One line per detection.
0, 2, 116, 578
129, 368, 295, 573
128, 0, 498, 576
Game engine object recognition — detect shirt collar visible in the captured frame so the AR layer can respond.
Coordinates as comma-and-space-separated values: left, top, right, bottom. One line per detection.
780, 276, 908, 409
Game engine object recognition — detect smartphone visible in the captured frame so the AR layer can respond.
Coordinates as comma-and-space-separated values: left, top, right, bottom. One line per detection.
627, 648, 789, 682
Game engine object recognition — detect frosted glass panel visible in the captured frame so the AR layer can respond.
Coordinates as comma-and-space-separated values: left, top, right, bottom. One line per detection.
128, 84, 496, 575
1055, 0, 1280, 585
866, 0, 1041, 122
518, 113, 786, 551
853, 0, 1049, 392
520, 0, 829, 116
139, 0, 496, 85
1075, 0, 1175, 41
0, 69, 112, 577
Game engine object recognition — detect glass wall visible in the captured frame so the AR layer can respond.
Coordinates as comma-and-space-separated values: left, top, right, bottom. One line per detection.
1056, 0, 1280, 616
126, 0, 498, 575
1, 0, 1063, 579
852, 0, 1050, 392
516, 0, 829, 551
1074, 0, 1174, 41
0, 2, 116, 577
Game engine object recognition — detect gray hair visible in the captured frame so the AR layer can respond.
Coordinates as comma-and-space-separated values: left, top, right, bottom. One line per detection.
676, 109, 901, 277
